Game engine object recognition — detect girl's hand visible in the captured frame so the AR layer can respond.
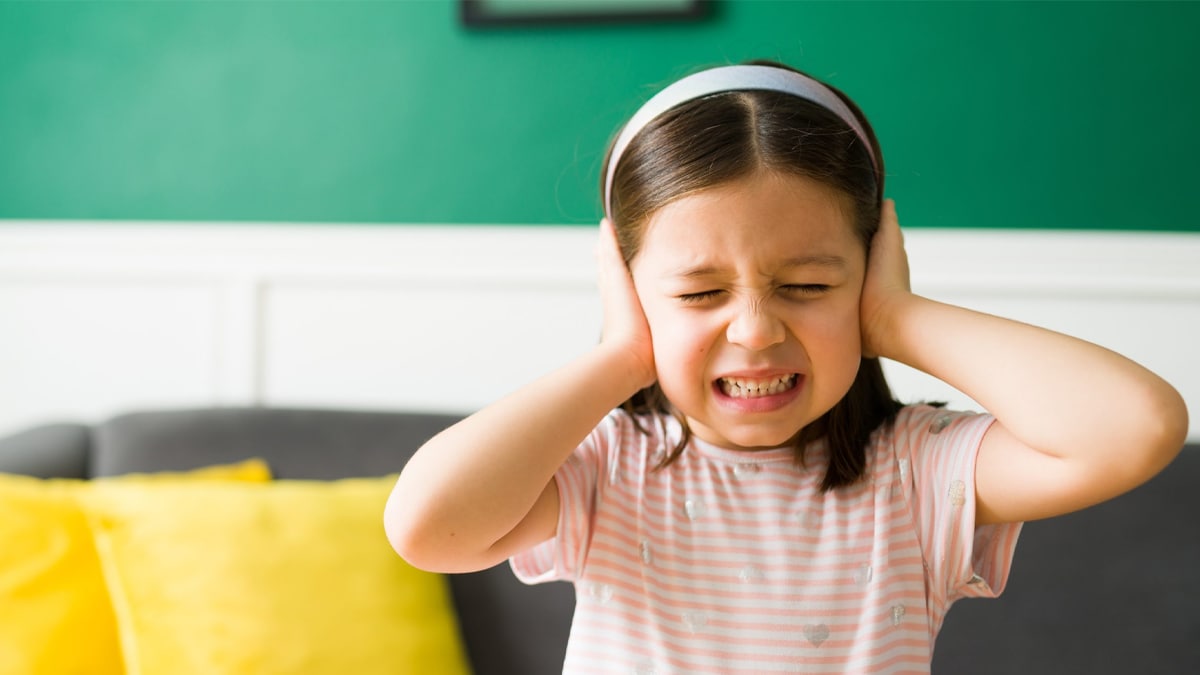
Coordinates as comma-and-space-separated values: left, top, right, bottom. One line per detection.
598, 218, 657, 390
860, 199, 914, 359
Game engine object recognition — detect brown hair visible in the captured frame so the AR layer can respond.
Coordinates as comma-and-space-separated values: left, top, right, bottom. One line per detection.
602, 60, 903, 491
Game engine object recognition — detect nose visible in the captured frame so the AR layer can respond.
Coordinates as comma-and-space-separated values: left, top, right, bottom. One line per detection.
725, 298, 785, 351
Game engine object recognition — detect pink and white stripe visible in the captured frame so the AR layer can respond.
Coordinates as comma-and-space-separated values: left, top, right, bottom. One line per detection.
512, 405, 1022, 673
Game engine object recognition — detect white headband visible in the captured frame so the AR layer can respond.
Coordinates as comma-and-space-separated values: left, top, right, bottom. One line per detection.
603, 65, 878, 219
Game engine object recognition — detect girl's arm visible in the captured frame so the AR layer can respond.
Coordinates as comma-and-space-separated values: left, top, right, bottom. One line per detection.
862, 200, 1189, 526
385, 219, 655, 574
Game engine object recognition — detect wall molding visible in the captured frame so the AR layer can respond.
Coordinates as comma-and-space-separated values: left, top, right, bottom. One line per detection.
2, 221, 1197, 441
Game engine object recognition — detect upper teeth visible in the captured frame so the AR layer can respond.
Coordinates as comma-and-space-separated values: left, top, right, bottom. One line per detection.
719, 374, 797, 398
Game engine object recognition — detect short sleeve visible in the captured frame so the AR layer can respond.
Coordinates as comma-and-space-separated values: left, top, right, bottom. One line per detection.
508, 411, 622, 585
894, 405, 1022, 609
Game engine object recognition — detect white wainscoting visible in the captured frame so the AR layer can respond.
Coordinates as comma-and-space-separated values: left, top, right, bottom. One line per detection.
1, 221, 1197, 441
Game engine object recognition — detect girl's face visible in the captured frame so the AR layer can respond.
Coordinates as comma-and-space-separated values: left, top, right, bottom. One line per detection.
630, 171, 866, 450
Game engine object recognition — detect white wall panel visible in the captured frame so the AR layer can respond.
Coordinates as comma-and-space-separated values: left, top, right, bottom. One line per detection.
0, 222, 1196, 442
261, 282, 600, 413
0, 279, 220, 430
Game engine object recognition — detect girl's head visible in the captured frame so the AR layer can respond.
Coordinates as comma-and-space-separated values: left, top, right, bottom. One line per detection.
603, 60, 900, 490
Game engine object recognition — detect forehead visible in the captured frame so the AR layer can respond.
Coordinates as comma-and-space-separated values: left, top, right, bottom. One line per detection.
635, 172, 862, 272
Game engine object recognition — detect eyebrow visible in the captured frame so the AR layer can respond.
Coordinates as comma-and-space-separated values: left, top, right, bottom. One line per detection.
671, 255, 849, 278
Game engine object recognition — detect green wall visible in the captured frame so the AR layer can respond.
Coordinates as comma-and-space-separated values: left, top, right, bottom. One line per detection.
1, 0, 1197, 230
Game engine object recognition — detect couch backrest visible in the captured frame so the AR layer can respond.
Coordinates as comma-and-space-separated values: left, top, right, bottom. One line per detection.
91, 407, 460, 479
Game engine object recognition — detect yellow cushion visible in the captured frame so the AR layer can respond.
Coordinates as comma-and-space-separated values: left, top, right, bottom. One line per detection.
84, 476, 471, 675
0, 460, 272, 675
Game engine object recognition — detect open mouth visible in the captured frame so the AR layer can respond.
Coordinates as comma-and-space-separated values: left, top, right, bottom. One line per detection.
717, 374, 800, 399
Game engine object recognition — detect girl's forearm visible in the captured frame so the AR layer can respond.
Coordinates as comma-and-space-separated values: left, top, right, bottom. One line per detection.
878, 293, 1187, 468
385, 341, 648, 572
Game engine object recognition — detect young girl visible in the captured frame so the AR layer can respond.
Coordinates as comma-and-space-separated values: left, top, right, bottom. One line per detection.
385, 60, 1188, 672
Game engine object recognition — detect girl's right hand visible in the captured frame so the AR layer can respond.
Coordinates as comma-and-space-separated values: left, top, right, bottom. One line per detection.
598, 218, 657, 390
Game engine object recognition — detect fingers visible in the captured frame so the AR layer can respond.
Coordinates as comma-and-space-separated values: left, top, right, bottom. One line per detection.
597, 218, 634, 298
881, 198, 898, 228
597, 218, 624, 265
596, 218, 657, 388
869, 198, 908, 274
596, 217, 644, 337
873, 198, 903, 250
860, 198, 913, 359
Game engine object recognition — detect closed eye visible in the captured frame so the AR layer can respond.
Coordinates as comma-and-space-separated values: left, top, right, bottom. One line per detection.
677, 290, 724, 305
781, 284, 831, 296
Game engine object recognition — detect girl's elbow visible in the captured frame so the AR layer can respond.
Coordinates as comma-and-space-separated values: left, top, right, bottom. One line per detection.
1155, 386, 1189, 460
384, 492, 489, 574
383, 505, 416, 564
1128, 382, 1189, 481
383, 493, 442, 572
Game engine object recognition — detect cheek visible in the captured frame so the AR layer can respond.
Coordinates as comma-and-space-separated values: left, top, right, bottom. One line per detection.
805, 300, 864, 384
785, 298, 863, 377
808, 290, 863, 341
641, 306, 715, 375
648, 314, 710, 356
826, 302, 863, 346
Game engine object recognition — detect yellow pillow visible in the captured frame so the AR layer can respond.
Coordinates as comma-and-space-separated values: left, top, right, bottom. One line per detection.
0, 460, 271, 675
84, 477, 471, 675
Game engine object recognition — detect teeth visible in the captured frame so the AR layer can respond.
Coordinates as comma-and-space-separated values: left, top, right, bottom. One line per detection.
719, 374, 798, 398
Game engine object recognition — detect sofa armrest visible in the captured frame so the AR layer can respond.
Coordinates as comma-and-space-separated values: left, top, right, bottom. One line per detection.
0, 423, 91, 479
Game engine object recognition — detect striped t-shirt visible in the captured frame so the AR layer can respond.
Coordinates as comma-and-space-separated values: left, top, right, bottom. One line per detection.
511, 404, 1022, 673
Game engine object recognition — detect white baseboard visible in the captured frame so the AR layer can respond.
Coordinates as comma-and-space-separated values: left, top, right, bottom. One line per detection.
1, 221, 1197, 442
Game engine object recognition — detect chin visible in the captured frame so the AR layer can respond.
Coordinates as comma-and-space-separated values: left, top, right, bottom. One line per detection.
708, 423, 804, 451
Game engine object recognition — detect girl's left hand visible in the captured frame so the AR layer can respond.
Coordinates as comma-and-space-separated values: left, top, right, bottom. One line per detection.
860, 199, 914, 359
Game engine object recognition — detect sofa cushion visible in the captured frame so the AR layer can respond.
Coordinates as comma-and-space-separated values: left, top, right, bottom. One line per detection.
0, 460, 271, 675
85, 476, 471, 675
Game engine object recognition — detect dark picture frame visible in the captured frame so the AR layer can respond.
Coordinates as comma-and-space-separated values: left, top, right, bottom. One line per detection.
461, 0, 710, 27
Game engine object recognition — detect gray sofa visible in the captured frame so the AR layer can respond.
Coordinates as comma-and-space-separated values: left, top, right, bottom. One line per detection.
1, 407, 1196, 674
